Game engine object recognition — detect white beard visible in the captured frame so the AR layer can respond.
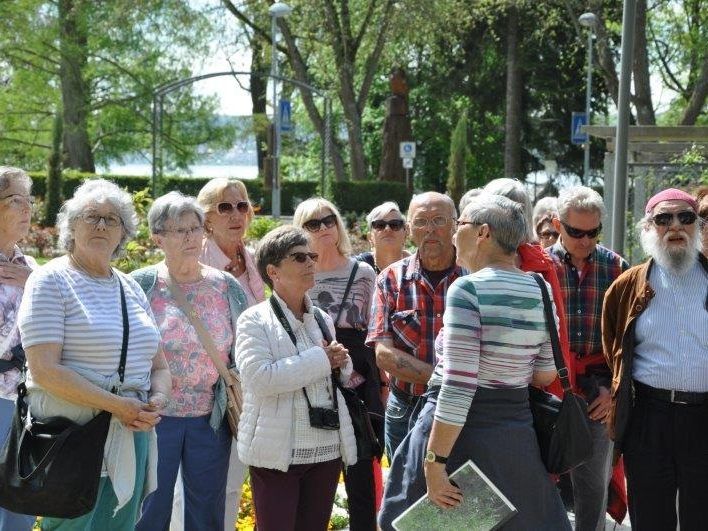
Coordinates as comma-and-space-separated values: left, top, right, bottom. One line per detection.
640, 227, 701, 275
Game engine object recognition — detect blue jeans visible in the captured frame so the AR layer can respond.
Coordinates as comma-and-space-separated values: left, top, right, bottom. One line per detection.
136, 415, 231, 531
384, 390, 424, 460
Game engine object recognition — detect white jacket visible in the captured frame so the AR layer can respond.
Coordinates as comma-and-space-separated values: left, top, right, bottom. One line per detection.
235, 293, 358, 471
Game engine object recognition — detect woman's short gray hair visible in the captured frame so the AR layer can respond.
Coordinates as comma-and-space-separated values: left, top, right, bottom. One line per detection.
532, 196, 558, 227
365, 201, 404, 227
458, 188, 483, 214
483, 178, 533, 241
461, 193, 527, 254
0, 166, 32, 195
148, 191, 204, 234
57, 179, 138, 259
557, 186, 606, 222
255, 225, 309, 288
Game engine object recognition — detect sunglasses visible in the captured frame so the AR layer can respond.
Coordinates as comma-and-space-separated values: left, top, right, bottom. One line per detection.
561, 221, 602, 239
539, 230, 559, 239
651, 211, 698, 227
289, 251, 319, 263
303, 214, 337, 232
371, 219, 405, 231
216, 201, 250, 215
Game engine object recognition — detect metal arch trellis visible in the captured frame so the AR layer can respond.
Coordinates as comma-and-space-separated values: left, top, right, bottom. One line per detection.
151, 71, 332, 197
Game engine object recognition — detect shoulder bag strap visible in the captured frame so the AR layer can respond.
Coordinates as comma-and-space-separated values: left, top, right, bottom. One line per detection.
117, 276, 129, 385
334, 261, 359, 326
530, 272, 571, 393
165, 274, 234, 385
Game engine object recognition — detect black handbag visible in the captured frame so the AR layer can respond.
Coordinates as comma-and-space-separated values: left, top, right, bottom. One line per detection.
0, 278, 130, 518
528, 273, 593, 475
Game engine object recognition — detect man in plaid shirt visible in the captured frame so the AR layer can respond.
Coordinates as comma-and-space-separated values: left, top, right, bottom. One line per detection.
366, 192, 466, 459
548, 186, 628, 531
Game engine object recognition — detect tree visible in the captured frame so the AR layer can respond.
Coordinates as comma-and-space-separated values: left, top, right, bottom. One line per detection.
503, 4, 523, 178
446, 109, 469, 206
43, 112, 63, 226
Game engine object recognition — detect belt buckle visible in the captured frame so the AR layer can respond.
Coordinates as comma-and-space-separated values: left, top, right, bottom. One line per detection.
670, 390, 688, 405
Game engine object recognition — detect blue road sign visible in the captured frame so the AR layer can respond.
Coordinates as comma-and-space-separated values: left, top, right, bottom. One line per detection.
571, 112, 588, 144
279, 99, 292, 133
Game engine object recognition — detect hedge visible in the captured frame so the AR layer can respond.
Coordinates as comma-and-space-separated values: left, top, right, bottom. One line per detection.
27, 172, 411, 214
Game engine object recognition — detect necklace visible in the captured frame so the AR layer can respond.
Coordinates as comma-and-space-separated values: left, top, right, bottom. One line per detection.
69, 253, 113, 279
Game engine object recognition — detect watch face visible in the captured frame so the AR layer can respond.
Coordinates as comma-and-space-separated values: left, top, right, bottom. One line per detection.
425, 450, 435, 462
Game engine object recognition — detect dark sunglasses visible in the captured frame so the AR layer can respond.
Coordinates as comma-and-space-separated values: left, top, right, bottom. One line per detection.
561, 221, 602, 239
539, 230, 559, 239
371, 219, 405, 231
216, 201, 250, 215
289, 251, 319, 263
303, 214, 337, 232
651, 211, 698, 227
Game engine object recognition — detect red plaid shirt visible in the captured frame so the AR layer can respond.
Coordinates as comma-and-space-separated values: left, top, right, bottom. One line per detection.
366, 252, 467, 396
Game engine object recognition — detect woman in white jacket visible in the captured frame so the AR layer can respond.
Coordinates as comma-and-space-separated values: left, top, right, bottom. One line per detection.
235, 225, 357, 531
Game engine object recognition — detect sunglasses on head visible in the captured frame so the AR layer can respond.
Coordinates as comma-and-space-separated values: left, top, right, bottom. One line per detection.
371, 219, 405, 231
216, 201, 249, 215
289, 251, 319, 263
303, 214, 337, 232
651, 211, 698, 227
561, 221, 602, 239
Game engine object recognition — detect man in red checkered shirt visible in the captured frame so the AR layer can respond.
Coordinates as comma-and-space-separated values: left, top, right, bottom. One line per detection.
366, 192, 467, 459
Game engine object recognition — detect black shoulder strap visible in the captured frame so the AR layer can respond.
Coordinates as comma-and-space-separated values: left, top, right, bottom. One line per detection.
117, 276, 129, 385
334, 261, 359, 326
313, 308, 333, 343
530, 272, 571, 392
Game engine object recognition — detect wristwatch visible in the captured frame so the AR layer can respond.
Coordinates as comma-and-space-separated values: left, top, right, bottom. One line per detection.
424, 449, 448, 464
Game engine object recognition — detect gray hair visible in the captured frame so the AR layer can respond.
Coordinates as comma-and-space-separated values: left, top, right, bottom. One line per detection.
407, 192, 457, 221
365, 201, 404, 227
532, 196, 558, 237
148, 191, 204, 234
557, 186, 606, 222
255, 225, 309, 288
458, 188, 483, 214
0, 166, 32, 195
461, 193, 527, 254
483, 178, 533, 241
57, 179, 138, 259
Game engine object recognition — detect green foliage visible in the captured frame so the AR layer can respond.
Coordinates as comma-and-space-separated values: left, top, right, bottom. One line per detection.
245, 217, 282, 244
43, 112, 63, 227
330, 181, 413, 214
113, 188, 160, 272
446, 109, 469, 206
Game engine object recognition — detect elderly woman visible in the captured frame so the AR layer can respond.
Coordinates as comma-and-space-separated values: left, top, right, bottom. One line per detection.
379, 195, 571, 530
0, 167, 37, 531
294, 198, 382, 531
131, 192, 247, 531
695, 185, 708, 252
235, 225, 357, 531
355, 201, 410, 274
533, 196, 559, 248
17, 179, 170, 530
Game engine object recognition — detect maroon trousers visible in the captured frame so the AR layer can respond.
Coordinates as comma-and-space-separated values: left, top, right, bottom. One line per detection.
250, 458, 342, 531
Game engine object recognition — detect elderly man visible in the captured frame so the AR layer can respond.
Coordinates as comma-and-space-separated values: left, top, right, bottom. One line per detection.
366, 191, 467, 459
603, 188, 707, 530
549, 186, 628, 531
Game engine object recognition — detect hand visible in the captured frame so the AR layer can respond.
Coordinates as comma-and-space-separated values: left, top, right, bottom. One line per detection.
323, 340, 349, 370
588, 386, 612, 423
146, 391, 169, 411
424, 462, 463, 509
0, 263, 32, 287
114, 396, 161, 431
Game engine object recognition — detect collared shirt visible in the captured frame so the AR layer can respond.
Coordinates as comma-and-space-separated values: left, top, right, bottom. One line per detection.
633, 260, 708, 392
366, 251, 467, 396
549, 241, 628, 357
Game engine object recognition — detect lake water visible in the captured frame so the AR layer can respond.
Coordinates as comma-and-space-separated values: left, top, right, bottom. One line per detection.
100, 163, 259, 180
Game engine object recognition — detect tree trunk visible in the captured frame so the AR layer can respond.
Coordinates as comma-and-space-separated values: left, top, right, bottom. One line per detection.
250, 38, 268, 186
632, 0, 655, 125
504, 5, 523, 179
43, 112, 63, 227
59, 0, 94, 172
680, 55, 708, 125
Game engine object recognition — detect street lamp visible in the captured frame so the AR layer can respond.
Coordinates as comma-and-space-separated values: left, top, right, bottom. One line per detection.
579, 12, 597, 184
269, 2, 292, 219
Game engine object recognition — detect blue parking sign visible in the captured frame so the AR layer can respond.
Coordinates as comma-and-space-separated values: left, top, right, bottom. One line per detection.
279, 100, 292, 133
571, 112, 588, 144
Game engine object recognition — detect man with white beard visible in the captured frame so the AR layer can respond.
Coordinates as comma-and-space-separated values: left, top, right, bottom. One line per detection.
602, 188, 707, 530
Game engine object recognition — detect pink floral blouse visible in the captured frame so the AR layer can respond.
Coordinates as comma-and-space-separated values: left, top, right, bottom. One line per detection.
149, 268, 233, 417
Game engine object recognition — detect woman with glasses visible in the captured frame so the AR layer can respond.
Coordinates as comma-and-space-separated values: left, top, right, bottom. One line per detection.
17, 179, 170, 530
294, 198, 383, 531
132, 192, 247, 531
532, 196, 560, 249
356, 201, 410, 274
235, 225, 356, 530
0, 167, 37, 530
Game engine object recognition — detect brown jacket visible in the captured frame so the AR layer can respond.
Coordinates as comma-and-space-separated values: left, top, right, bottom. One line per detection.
602, 253, 708, 456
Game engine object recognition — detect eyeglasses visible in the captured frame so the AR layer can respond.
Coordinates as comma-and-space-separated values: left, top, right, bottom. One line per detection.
455, 220, 477, 228
216, 201, 250, 215
81, 212, 122, 228
650, 211, 698, 227
371, 219, 405, 231
303, 214, 337, 232
289, 251, 319, 263
538, 230, 559, 239
0, 194, 35, 208
411, 216, 450, 229
162, 225, 204, 238
561, 221, 602, 239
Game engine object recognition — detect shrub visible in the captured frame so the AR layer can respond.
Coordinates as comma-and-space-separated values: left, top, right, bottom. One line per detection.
330, 181, 412, 214
246, 216, 282, 244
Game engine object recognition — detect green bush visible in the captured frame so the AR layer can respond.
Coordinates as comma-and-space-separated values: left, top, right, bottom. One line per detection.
245, 216, 282, 244
330, 181, 412, 214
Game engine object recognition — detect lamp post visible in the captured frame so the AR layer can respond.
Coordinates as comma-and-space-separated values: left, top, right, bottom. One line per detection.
269, 2, 292, 219
579, 12, 597, 184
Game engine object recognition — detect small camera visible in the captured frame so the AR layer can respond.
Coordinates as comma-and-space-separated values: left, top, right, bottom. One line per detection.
308, 407, 340, 430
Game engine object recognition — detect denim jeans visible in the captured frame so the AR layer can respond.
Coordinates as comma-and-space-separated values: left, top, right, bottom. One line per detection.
384, 390, 424, 460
